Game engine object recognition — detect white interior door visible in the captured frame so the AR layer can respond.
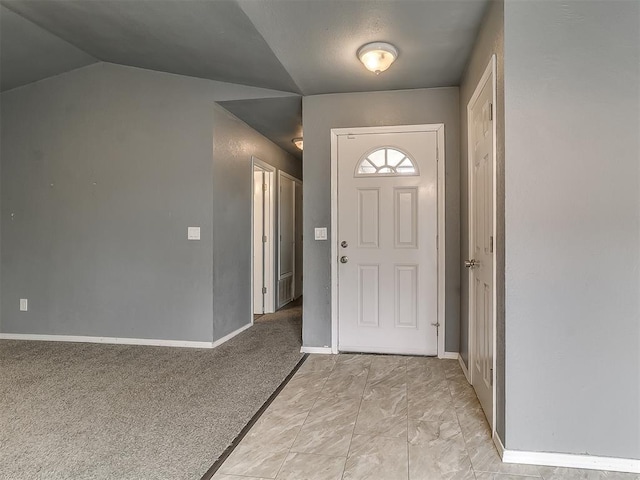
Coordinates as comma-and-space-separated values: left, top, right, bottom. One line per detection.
468, 65, 495, 427
294, 182, 303, 299
337, 130, 439, 355
278, 173, 295, 308
253, 169, 265, 314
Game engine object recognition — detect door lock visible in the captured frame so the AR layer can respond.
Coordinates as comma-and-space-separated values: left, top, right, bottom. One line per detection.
464, 259, 479, 269
341, 241, 348, 248
340, 256, 349, 264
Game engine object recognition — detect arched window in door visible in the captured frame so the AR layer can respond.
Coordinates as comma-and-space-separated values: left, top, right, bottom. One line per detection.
355, 147, 418, 177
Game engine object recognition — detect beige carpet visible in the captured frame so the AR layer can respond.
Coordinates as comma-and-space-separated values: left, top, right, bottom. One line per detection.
0, 305, 302, 480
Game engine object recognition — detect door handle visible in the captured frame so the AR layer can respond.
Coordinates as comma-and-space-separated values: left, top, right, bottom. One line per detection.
464, 259, 479, 268
340, 256, 349, 264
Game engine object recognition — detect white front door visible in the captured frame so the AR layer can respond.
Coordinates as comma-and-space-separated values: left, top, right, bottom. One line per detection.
468, 62, 495, 427
337, 129, 439, 355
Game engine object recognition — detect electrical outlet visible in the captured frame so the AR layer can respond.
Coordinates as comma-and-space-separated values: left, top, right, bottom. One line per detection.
19, 299, 28, 312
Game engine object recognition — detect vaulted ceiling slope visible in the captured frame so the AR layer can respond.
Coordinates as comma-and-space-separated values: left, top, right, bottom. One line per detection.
1, 0, 300, 93
1, 0, 488, 95
0, 0, 488, 158
0, 5, 97, 91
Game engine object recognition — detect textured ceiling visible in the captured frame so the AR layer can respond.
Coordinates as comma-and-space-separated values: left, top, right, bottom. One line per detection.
0, 5, 97, 91
0, 0, 489, 157
238, 0, 488, 95
1, 0, 300, 93
219, 96, 303, 159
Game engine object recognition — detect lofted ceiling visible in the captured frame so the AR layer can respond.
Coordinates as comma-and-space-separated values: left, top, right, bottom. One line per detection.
0, 0, 489, 157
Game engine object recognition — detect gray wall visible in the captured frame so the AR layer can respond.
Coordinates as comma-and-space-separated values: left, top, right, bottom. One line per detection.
212, 103, 300, 340
1, 62, 299, 343
504, 0, 640, 458
302, 88, 460, 351
459, 0, 505, 440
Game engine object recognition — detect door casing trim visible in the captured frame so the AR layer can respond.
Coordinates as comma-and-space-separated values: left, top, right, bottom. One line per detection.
330, 124, 446, 357
466, 54, 498, 435
251, 157, 276, 321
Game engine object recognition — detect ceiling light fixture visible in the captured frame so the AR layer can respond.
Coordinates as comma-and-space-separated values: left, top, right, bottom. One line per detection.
357, 41, 398, 75
292, 137, 303, 151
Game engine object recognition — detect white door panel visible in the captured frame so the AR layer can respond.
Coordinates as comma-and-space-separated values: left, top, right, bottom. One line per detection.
294, 182, 303, 299
253, 169, 265, 314
469, 70, 495, 427
337, 131, 439, 355
278, 174, 295, 307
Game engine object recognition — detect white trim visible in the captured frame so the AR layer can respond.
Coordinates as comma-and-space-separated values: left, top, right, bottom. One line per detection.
466, 54, 498, 434
493, 432, 505, 458
211, 323, 252, 348
251, 157, 276, 318
458, 354, 471, 383
0, 333, 214, 349
0, 323, 253, 350
441, 352, 459, 360
502, 449, 640, 475
330, 124, 446, 358
279, 170, 302, 184
300, 346, 333, 354
435, 127, 447, 359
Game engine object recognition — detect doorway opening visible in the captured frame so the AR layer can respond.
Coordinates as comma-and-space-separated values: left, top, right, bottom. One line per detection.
278, 171, 303, 309
252, 158, 276, 319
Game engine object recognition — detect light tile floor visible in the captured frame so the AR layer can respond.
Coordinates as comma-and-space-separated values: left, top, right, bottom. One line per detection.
213, 354, 639, 480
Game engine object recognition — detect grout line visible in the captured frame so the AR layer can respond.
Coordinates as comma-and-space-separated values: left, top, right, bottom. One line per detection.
272, 355, 337, 478
199, 353, 309, 480
340, 355, 373, 479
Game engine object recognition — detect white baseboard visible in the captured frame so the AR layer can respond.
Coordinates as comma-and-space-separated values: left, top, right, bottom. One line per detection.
440, 351, 459, 360
493, 432, 505, 458
458, 354, 471, 382
502, 448, 640, 474
0, 332, 214, 348
211, 323, 252, 348
0, 323, 254, 350
300, 346, 333, 354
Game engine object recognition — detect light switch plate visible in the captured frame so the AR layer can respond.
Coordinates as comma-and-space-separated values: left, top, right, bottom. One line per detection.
314, 227, 327, 240
20, 299, 28, 312
187, 227, 201, 240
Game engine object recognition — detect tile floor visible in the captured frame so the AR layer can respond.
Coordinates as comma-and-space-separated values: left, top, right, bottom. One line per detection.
213, 354, 639, 480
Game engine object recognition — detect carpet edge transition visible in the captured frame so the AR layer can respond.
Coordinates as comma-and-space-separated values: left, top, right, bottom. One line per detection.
199, 353, 309, 480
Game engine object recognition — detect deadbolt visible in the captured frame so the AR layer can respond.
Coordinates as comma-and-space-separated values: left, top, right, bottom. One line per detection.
340, 256, 349, 264
341, 241, 348, 248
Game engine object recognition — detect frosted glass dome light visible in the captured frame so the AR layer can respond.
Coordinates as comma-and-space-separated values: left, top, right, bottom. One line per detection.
357, 42, 398, 75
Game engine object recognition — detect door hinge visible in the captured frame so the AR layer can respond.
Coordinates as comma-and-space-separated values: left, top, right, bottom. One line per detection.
262, 287, 267, 294
263, 183, 268, 192
489, 236, 494, 253
263, 235, 267, 243
489, 103, 493, 121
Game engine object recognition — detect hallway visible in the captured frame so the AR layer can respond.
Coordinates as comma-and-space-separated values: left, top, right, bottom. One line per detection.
213, 354, 639, 480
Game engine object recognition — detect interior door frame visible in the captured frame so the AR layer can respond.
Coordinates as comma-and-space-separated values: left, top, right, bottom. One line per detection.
466, 55, 497, 434
278, 170, 302, 308
330, 124, 446, 357
251, 157, 276, 323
